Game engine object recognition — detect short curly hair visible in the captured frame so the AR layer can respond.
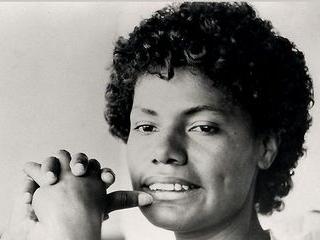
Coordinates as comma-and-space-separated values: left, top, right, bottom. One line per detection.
104, 2, 313, 214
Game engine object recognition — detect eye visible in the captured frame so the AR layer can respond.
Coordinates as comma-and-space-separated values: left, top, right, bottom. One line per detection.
189, 124, 219, 135
134, 124, 158, 134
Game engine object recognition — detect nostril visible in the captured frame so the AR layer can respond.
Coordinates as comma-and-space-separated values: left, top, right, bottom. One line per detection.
152, 159, 159, 164
166, 158, 178, 164
151, 136, 188, 165
152, 157, 182, 165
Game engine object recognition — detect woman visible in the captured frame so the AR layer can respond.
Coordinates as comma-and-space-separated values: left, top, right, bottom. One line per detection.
2, 2, 313, 240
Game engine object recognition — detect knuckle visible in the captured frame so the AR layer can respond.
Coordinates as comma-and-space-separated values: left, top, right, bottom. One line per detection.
103, 168, 115, 175
88, 159, 101, 170
77, 152, 88, 159
43, 156, 56, 166
58, 149, 71, 160
101, 168, 116, 182
90, 158, 100, 166
71, 153, 89, 165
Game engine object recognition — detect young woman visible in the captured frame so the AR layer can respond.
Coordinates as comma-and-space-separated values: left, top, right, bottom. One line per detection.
3, 2, 313, 240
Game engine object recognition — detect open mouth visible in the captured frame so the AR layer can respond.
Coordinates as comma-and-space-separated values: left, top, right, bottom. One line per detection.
144, 182, 199, 192
141, 179, 201, 202
140, 176, 201, 200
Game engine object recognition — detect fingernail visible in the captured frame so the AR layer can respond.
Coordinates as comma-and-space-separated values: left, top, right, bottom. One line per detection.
73, 163, 85, 175
46, 171, 56, 182
101, 172, 115, 183
23, 192, 32, 204
138, 193, 153, 206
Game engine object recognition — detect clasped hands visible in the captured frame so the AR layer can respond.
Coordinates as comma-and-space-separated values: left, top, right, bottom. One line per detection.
3, 150, 153, 240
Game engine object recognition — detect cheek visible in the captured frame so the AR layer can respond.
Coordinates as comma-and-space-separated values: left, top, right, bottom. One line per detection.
190, 138, 257, 198
125, 139, 139, 185
220, 164, 256, 197
126, 136, 153, 186
127, 132, 158, 162
216, 149, 256, 187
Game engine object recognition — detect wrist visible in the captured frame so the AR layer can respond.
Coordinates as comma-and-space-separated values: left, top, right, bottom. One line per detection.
48, 213, 102, 240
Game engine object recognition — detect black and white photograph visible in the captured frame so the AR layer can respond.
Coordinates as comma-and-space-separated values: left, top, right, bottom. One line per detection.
0, 2, 319, 240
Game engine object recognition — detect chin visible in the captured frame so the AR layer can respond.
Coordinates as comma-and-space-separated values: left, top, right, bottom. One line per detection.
140, 203, 196, 231
139, 200, 241, 235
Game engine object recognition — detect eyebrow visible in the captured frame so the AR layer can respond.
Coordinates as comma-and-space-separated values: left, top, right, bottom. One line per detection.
132, 105, 225, 117
132, 106, 158, 116
182, 105, 225, 116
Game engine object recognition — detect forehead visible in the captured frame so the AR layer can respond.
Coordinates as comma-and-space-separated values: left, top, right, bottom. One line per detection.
132, 69, 232, 114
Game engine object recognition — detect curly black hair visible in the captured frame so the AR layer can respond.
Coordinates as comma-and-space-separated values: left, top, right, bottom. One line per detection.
104, 2, 313, 214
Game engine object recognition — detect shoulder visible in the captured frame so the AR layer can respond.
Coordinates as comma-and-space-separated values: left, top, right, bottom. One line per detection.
270, 230, 320, 240
268, 210, 320, 240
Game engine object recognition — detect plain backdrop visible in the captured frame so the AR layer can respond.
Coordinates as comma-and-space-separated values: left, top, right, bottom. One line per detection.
0, 2, 319, 240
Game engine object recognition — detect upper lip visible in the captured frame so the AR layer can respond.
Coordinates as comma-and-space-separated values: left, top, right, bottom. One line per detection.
141, 176, 201, 188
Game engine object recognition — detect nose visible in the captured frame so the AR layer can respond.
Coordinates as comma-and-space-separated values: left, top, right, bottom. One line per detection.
152, 129, 187, 166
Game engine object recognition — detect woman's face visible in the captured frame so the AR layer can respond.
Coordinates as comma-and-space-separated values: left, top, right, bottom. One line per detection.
126, 69, 263, 234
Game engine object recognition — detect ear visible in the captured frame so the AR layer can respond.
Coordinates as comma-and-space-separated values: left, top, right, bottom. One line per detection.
257, 133, 280, 170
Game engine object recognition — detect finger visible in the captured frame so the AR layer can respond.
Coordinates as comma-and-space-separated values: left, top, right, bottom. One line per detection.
101, 168, 115, 188
23, 162, 46, 187
70, 153, 88, 176
56, 149, 71, 171
11, 175, 39, 225
41, 156, 60, 185
105, 191, 153, 213
22, 176, 39, 204
87, 159, 101, 177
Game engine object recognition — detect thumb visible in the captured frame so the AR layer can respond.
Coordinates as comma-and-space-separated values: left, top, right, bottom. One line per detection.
105, 191, 153, 213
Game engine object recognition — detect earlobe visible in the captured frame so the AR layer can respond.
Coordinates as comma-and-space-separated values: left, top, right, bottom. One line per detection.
258, 134, 280, 170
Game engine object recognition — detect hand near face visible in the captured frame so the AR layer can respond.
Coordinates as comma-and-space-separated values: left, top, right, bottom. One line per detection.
30, 150, 106, 240
3, 150, 153, 240
3, 150, 105, 240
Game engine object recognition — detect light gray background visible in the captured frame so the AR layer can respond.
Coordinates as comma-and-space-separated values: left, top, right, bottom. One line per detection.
0, 2, 319, 239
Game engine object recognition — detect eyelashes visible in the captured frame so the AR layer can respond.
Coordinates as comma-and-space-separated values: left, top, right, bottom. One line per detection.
188, 124, 220, 135
132, 122, 220, 136
134, 124, 158, 133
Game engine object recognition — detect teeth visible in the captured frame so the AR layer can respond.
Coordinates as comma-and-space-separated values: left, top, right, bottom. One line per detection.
182, 185, 189, 190
174, 183, 182, 191
148, 183, 191, 191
